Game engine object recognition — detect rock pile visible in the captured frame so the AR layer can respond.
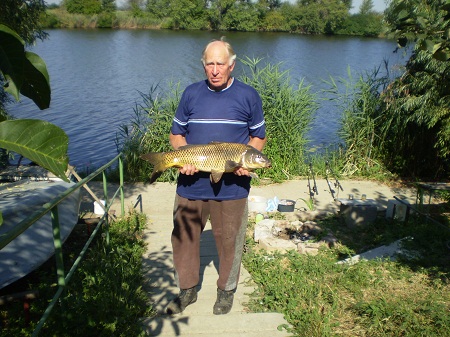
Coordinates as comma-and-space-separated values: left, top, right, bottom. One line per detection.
253, 217, 338, 255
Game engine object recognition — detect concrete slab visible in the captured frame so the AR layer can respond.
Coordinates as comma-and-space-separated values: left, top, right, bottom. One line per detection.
142, 312, 292, 337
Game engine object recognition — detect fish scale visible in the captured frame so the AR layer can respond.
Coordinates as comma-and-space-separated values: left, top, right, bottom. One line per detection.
141, 142, 271, 184
166, 143, 246, 171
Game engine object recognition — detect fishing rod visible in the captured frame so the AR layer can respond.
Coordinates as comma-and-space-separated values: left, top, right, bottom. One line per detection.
308, 162, 318, 198
325, 162, 336, 200
326, 161, 344, 196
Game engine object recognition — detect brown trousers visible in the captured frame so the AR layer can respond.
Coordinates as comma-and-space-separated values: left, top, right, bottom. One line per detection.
171, 194, 248, 291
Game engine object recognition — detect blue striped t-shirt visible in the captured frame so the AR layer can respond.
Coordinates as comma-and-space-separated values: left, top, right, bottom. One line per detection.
171, 78, 266, 200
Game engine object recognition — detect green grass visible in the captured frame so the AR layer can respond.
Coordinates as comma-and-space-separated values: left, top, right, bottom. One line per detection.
0, 211, 152, 337
243, 211, 450, 337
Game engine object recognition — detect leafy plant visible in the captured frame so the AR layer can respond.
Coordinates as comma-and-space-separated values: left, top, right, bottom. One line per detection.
298, 197, 315, 211
0, 24, 69, 180
385, 0, 450, 61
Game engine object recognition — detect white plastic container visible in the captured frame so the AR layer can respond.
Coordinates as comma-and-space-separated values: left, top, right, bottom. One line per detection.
248, 196, 268, 213
94, 199, 106, 215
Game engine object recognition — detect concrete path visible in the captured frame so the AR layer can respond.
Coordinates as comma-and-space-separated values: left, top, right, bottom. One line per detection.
91, 179, 419, 337
139, 207, 291, 337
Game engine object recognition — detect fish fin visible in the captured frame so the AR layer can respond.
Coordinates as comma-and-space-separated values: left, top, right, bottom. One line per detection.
140, 152, 167, 184
149, 171, 163, 184
225, 160, 240, 171
140, 152, 164, 165
210, 170, 224, 183
249, 172, 259, 179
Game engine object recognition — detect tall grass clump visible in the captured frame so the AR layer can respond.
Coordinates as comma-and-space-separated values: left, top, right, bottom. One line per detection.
239, 57, 317, 181
118, 59, 317, 183
323, 65, 393, 180
117, 84, 181, 182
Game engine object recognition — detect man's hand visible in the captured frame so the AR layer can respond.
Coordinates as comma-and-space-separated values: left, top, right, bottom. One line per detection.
234, 167, 251, 177
179, 164, 199, 176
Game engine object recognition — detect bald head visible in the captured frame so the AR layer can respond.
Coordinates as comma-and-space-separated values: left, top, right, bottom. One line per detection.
201, 38, 236, 67
201, 38, 236, 91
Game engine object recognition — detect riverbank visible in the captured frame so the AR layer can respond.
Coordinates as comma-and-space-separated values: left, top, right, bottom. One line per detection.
42, 7, 385, 37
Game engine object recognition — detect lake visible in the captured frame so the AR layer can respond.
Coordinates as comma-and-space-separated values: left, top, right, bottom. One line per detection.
7, 29, 408, 168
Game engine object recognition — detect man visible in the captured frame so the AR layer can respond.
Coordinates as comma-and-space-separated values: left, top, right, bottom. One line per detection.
167, 37, 266, 315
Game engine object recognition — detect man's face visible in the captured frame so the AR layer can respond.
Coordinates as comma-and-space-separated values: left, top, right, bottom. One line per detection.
203, 42, 235, 91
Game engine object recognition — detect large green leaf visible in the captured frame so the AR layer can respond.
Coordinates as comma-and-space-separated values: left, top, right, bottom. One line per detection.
0, 119, 69, 182
0, 24, 50, 109
0, 24, 24, 101
20, 51, 51, 109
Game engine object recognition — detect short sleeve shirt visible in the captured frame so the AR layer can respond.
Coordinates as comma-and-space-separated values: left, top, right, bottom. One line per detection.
171, 78, 266, 200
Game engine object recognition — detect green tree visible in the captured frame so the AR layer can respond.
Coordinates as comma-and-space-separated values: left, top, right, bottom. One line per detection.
207, 0, 236, 30
337, 12, 383, 36
146, 0, 171, 19
65, 0, 102, 15
167, 0, 207, 29
127, 0, 145, 17
285, 0, 349, 34
359, 0, 374, 14
221, 1, 260, 31
377, 0, 450, 177
258, 0, 282, 10
0, 0, 47, 45
102, 0, 116, 12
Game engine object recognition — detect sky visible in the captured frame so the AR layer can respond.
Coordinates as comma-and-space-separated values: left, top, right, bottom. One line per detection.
350, 0, 388, 14
45, 0, 388, 14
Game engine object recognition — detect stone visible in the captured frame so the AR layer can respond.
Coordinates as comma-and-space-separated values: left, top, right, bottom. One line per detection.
297, 242, 328, 255
258, 236, 297, 253
254, 219, 276, 242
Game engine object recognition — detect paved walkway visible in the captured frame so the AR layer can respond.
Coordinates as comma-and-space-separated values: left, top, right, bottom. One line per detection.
99, 179, 419, 337
139, 211, 291, 336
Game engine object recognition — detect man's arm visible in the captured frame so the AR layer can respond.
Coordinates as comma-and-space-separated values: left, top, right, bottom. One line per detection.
248, 136, 267, 152
169, 132, 187, 150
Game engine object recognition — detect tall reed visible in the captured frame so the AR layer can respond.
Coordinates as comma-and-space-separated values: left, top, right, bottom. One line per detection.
323, 65, 393, 179
116, 83, 181, 182
239, 57, 317, 182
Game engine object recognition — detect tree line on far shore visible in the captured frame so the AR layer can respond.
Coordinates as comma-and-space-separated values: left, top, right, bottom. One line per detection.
43, 0, 384, 37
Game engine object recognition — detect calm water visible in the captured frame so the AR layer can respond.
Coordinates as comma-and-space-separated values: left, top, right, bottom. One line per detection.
8, 30, 408, 168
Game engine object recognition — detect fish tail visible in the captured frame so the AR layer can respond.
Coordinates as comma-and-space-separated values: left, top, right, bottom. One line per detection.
140, 152, 167, 184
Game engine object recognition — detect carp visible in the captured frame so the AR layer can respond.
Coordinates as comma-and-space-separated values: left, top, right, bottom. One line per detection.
140, 142, 271, 184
